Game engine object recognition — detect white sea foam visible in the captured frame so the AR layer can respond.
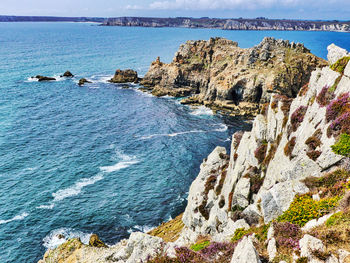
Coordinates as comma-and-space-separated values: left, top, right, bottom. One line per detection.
140, 130, 205, 140
0, 212, 29, 225
43, 228, 91, 249
190, 106, 213, 116
26, 77, 38, 82
52, 173, 104, 202
214, 123, 228, 132
127, 225, 155, 234
100, 150, 139, 173
36, 204, 55, 210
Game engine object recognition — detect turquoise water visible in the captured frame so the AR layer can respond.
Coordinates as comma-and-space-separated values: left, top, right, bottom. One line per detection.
0, 23, 349, 263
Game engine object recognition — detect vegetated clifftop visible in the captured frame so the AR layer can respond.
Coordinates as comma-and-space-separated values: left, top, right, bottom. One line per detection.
141, 37, 327, 116
103, 17, 350, 33
38, 45, 350, 263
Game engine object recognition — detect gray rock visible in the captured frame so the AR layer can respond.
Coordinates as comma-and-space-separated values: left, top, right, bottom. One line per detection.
230, 235, 261, 263
327, 43, 349, 64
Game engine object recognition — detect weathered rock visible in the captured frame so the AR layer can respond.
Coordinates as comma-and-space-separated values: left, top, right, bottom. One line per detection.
230, 235, 261, 263
35, 75, 56, 81
61, 71, 74, 77
89, 234, 108, 248
267, 238, 277, 261
344, 60, 350, 77
327, 43, 350, 64
141, 37, 327, 115
109, 69, 138, 83
78, 78, 92, 86
299, 234, 325, 260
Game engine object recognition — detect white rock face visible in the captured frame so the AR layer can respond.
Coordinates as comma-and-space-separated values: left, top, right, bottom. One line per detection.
344, 62, 350, 78
230, 236, 261, 263
299, 234, 325, 261
302, 213, 335, 231
327, 43, 349, 64
267, 238, 277, 261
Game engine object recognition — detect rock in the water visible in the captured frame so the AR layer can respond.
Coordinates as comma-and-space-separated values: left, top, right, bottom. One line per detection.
89, 234, 108, 248
61, 71, 74, 77
109, 69, 138, 83
78, 78, 92, 86
327, 43, 350, 64
230, 235, 261, 263
35, 75, 56, 81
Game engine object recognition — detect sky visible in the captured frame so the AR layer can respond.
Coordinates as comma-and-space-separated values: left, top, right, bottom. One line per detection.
0, 0, 349, 20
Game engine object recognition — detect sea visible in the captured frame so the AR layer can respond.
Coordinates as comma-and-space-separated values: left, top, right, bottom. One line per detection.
0, 22, 349, 263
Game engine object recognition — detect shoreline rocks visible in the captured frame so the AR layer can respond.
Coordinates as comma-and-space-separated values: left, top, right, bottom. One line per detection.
78, 78, 92, 86
61, 71, 74, 77
34, 75, 56, 81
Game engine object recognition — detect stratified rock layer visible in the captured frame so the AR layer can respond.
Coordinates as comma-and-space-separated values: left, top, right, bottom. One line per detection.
141, 37, 327, 116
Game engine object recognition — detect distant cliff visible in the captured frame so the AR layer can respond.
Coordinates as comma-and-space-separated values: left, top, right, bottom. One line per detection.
103, 17, 350, 32
0, 16, 105, 23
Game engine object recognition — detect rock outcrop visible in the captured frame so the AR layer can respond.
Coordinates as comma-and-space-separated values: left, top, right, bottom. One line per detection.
61, 71, 74, 77
34, 75, 56, 81
78, 78, 92, 86
141, 37, 327, 116
109, 69, 139, 83
38, 44, 350, 263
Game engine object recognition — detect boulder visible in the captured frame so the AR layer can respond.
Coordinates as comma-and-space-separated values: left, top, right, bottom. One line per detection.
61, 71, 74, 77
109, 69, 138, 83
89, 234, 108, 248
35, 75, 56, 81
299, 234, 325, 260
78, 78, 92, 86
267, 238, 277, 261
327, 43, 350, 64
230, 235, 261, 263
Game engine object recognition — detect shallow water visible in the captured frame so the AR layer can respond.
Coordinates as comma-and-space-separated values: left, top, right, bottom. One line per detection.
0, 22, 349, 263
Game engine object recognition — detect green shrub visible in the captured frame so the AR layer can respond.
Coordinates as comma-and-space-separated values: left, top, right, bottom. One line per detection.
331, 133, 350, 157
330, 56, 350, 74
231, 228, 251, 242
190, 240, 210, 252
277, 194, 340, 226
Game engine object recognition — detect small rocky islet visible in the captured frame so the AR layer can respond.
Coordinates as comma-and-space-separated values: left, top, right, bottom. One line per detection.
38, 39, 350, 263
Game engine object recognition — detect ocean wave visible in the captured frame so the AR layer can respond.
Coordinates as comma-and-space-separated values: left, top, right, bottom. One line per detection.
190, 106, 213, 116
52, 173, 104, 202
90, 75, 113, 83
43, 228, 91, 249
0, 212, 29, 225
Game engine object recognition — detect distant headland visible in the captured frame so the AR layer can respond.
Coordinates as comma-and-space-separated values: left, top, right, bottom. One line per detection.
1, 15, 350, 32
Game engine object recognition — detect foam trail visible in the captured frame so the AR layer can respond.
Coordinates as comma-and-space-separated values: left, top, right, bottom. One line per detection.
140, 130, 206, 140
100, 150, 139, 173
127, 225, 155, 234
36, 204, 55, 210
43, 228, 91, 249
52, 173, 104, 202
214, 123, 228, 132
0, 212, 29, 225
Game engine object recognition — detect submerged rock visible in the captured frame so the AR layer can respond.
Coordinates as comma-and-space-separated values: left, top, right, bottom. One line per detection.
109, 69, 138, 83
61, 71, 74, 77
35, 75, 56, 81
78, 78, 92, 86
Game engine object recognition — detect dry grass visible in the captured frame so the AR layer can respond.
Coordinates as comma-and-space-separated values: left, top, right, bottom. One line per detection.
148, 214, 185, 242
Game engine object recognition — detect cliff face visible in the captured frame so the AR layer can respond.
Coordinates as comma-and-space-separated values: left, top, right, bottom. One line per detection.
141, 37, 327, 116
38, 45, 350, 263
103, 17, 350, 33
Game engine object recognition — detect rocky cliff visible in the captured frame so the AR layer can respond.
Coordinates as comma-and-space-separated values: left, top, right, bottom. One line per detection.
141, 37, 327, 116
103, 17, 350, 33
38, 45, 350, 263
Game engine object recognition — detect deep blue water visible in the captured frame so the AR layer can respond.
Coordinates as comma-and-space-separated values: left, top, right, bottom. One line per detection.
0, 22, 349, 263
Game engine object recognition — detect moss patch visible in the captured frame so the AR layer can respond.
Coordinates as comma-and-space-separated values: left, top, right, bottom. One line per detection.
330, 56, 350, 74
331, 133, 350, 157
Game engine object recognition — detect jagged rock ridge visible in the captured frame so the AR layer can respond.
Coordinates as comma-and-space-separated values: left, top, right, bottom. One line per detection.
141, 37, 327, 116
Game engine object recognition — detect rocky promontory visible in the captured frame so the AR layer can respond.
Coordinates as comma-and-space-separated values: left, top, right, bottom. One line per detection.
38, 44, 350, 263
141, 37, 327, 116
